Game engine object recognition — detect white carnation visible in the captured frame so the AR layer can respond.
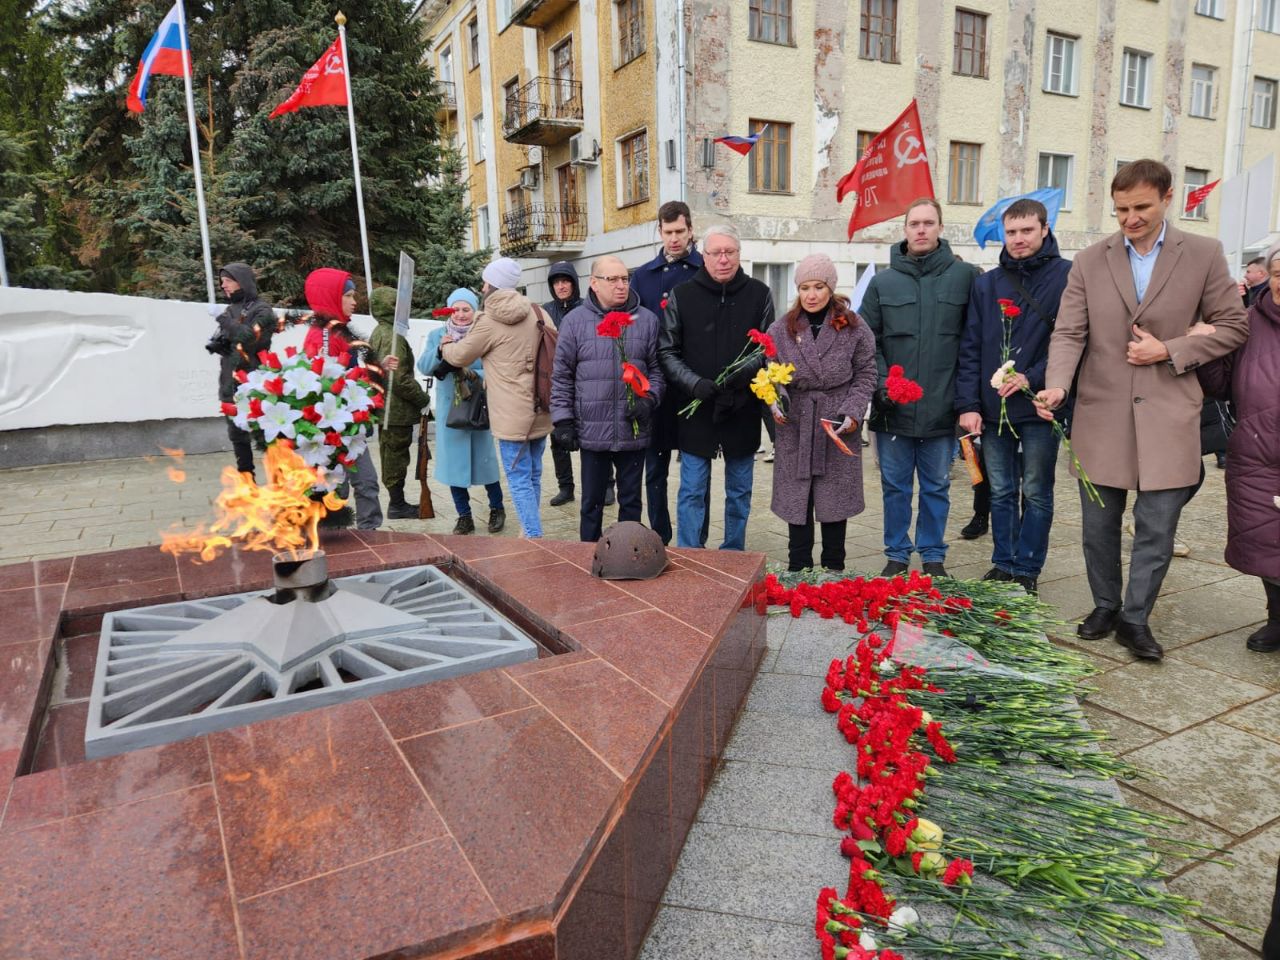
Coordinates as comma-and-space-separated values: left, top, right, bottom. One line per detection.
990, 360, 1016, 389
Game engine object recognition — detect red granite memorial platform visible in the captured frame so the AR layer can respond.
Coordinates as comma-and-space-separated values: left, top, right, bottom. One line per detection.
0, 531, 767, 960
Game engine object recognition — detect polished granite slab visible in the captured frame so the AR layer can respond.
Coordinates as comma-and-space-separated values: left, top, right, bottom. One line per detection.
0, 531, 766, 960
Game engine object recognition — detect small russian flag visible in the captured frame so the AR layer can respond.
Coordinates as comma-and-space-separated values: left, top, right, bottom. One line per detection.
126, 2, 191, 113
713, 132, 763, 156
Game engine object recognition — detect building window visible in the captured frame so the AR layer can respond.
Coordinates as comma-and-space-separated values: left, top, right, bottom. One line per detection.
616, 0, 645, 65
1195, 0, 1224, 18
551, 39, 574, 108
472, 113, 487, 163
1037, 152, 1074, 210
1253, 77, 1278, 128
1182, 168, 1210, 220
1121, 49, 1152, 108
476, 205, 490, 248
752, 263, 793, 315
1262, 0, 1280, 32
856, 130, 878, 158
439, 46, 454, 86
1190, 64, 1216, 118
750, 0, 793, 45
468, 19, 480, 69
1043, 32, 1078, 95
619, 130, 649, 206
497, 0, 512, 27
947, 141, 981, 204
953, 10, 988, 78
502, 76, 520, 129
748, 119, 792, 193
860, 0, 898, 63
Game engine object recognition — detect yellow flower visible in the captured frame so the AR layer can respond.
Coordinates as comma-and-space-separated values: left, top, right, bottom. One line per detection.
767, 362, 795, 385
911, 817, 944, 851
750, 369, 778, 405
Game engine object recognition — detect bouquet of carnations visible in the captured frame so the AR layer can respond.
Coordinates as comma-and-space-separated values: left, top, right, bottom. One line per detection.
220, 347, 382, 492
596, 310, 650, 437
680, 328, 778, 418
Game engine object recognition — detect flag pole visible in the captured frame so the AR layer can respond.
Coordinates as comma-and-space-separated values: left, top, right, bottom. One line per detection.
175, 0, 216, 303
335, 12, 375, 303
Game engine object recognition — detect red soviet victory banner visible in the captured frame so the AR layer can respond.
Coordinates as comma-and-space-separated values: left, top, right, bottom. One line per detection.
835, 100, 935, 238
269, 36, 348, 119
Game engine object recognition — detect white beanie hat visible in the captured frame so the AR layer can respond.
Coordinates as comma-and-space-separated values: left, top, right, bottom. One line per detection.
482, 257, 522, 290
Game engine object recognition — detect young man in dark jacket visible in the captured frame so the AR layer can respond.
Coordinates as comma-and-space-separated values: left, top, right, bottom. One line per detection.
955, 199, 1072, 594
550, 256, 664, 542
659, 223, 773, 550
210, 262, 274, 479
632, 201, 704, 543
860, 199, 974, 578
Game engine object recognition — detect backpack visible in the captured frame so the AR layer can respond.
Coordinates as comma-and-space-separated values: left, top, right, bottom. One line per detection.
531, 303, 558, 414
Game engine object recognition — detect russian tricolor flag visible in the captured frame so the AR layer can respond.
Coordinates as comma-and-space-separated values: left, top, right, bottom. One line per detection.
126, 2, 190, 113
713, 133, 763, 156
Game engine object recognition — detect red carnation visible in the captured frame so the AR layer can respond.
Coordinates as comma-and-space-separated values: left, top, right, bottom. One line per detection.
263, 377, 284, 396
330, 376, 345, 394
821, 686, 841, 713
996, 298, 1021, 318
748, 328, 778, 357
219, 402, 238, 417
352, 409, 370, 423
597, 311, 633, 338
941, 858, 974, 886
885, 366, 924, 405
324, 431, 343, 446
248, 398, 264, 419
301, 405, 322, 424
432, 306, 456, 317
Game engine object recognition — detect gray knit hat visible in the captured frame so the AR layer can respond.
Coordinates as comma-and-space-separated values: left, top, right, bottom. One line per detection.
482, 257, 522, 290
1266, 241, 1280, 269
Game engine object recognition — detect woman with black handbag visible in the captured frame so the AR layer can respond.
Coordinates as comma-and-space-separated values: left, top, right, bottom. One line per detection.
418, 289, 506, 534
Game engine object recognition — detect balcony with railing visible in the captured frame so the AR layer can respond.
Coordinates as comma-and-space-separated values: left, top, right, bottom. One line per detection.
500, 203, 588, 257
510, 0, 577, 28
502, 76, 583, 145
434, 80, 457, 117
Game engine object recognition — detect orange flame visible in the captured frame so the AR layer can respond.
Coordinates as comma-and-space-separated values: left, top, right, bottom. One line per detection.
161, 444, 345, 563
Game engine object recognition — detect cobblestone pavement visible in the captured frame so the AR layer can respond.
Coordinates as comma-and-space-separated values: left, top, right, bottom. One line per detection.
0, 440, 1275, 957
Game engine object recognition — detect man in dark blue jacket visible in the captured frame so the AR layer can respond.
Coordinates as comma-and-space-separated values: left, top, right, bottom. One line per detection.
632, 201, 704, 544
550, 256, 664, 542
955, 198, 1072, 594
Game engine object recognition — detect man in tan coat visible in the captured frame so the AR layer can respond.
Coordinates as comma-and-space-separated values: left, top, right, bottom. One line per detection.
1037, 159, 1248, 660
441, 257, 554, 537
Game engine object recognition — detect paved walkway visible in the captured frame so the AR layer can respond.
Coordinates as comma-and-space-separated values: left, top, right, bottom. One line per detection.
0, 441, 1275, 958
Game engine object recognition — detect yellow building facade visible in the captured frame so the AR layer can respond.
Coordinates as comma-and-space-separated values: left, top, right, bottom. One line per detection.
414, 0, 1280, 301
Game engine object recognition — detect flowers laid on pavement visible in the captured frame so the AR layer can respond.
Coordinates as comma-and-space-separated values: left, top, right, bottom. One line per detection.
757, 570, 1232, 959
679, 329, 778, 418
884, 365, 923, 405
221, 347, 380, 492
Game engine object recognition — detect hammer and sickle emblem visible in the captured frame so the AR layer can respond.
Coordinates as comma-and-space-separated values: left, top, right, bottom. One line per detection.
893, 125, 926, 169
324, 53, 344, 75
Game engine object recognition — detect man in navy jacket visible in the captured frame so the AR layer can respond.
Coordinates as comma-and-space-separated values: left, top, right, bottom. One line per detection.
632, 201, 704, 544
955, 198, 1072, 594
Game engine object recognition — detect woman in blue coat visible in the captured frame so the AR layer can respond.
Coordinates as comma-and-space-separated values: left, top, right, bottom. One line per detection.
417, 288, 505, 534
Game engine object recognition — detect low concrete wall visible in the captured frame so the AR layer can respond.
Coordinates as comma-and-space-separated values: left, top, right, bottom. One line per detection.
0, 287, 442, 467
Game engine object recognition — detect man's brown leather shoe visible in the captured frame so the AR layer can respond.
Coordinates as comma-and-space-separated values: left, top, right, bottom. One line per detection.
1077, 607, 1120, 640
1115, 620, 1164, 661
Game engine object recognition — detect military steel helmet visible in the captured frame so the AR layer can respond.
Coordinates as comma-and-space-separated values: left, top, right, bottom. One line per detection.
591, 521, 668, 581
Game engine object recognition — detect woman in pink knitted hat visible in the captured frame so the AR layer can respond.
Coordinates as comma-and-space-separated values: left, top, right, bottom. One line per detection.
764, 253, 877, 572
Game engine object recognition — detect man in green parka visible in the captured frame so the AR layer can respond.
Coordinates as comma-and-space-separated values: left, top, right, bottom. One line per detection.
859, 198, 975, 579
368, 287, 431, 520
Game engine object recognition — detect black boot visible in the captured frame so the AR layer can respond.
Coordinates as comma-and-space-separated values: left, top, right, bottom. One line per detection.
550, 487, 574, 507
1247, 580, 1280, 653
386, 482, 418, 520
959, 514, 989, 539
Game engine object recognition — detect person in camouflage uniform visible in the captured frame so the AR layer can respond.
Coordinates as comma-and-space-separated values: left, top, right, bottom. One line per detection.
368, 287, 431, 519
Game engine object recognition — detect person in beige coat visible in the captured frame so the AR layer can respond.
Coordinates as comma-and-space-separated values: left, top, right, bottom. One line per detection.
1037, 159, 1248, 661
440, 257, 554, 537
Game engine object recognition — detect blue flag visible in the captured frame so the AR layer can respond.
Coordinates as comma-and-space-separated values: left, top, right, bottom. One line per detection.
973, 188, 1064, 249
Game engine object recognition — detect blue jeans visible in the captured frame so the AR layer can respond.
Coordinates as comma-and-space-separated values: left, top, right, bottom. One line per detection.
498, 437, 546, 537
449, 482, 504, 517
875, 433, 952, 563
676, 452, 754, 551
983, 421, 1059, 578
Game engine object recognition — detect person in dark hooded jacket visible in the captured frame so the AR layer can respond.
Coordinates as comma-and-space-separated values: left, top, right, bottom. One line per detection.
211, 263, 275, 479
955, 199, 1072, 594
542, 260, 613, 507
550, 256, 664, 542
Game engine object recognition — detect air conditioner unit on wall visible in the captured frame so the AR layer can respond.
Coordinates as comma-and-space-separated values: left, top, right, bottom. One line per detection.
570, 133, 600, 166
519, 166, 539, 190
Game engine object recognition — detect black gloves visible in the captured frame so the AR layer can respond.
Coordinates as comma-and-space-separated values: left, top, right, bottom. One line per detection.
872, 386, 892, 413
692, 378, 718, 402
632, 397, 656, 429
712, 391, 738, 426
551, 421, 579, 452
431, 356, 461, 380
